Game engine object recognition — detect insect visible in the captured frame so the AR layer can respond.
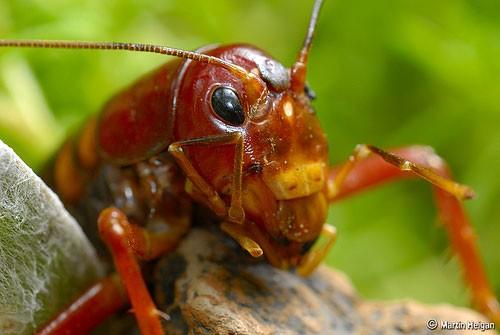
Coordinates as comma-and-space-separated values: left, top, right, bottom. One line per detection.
1, 0, 499, 334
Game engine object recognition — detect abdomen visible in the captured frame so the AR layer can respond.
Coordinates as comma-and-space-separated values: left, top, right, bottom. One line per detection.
44, 60, 188, 256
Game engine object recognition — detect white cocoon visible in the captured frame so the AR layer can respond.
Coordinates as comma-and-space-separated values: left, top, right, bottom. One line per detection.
0, 140, 102, 334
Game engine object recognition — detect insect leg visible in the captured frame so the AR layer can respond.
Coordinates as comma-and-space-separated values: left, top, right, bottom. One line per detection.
169, 132, 245, 224
36, 274, 127, 335
328, 144, 474, 201
296, 224, 337, 276
327, 145, 499, 323
126, 213, 190, 261
98, 207, 166, 335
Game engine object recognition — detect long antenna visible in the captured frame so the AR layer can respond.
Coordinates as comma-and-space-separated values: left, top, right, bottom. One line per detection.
290, 0, 325, 92
0, 39, 267, 100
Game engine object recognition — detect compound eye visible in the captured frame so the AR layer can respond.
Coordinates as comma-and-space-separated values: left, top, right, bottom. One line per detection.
211, 87, 245, 126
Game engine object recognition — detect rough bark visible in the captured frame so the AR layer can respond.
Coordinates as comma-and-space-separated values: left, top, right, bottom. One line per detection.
152, 228, 496, 335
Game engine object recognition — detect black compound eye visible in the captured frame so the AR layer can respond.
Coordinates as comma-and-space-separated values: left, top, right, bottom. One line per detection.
211, 87, 245, 126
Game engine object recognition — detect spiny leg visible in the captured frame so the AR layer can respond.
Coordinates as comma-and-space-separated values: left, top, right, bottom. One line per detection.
98, 207, 167, 335
169, 132, 245, 223
36, 275, 127, 335
329, 144, 474, 201
327, 145, 499, 323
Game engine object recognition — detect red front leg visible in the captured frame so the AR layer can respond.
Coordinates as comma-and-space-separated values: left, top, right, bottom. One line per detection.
98, 208, 166, 335
36, 204, 190, 334
327, 145, 499, 323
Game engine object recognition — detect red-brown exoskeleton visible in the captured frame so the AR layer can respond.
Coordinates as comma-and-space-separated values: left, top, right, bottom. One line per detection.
1, 0, 499, 334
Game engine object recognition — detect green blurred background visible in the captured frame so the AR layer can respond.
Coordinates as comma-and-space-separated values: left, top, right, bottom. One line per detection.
0, 0, 498, 310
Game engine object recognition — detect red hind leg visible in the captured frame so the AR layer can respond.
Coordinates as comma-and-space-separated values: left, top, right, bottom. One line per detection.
36, 275, 127, 335
327, 145, 499, 322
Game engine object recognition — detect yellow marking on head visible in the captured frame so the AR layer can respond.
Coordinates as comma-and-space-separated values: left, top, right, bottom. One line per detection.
263, 162, 325, 200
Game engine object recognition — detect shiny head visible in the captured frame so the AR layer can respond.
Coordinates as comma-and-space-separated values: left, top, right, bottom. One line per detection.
172, 41, 329, 269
